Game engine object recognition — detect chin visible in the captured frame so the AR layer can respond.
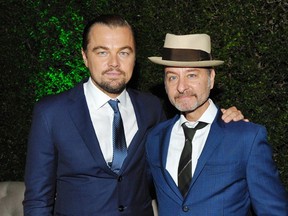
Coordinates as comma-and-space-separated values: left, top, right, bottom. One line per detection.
175, 104, 197, 113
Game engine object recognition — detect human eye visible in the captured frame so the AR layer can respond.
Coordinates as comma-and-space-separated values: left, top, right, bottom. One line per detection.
119, 46, 134, 58
187, 73, 197, 79
97, 51, 108, 56
119, 48, 132, 57
166, 74, 178, 82
119, 51, 129, 57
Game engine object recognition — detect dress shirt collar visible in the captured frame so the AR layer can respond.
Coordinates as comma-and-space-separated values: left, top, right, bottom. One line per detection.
178, 99, 218, 128
85, 77, 128, 110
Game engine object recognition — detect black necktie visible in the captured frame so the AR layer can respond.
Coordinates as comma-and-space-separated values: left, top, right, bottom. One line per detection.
178, 121, 208, 197
108, 99, 127, 173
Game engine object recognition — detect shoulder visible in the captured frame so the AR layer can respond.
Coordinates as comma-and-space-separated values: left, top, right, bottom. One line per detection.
217, 120, 269, 150
127, 88, 165, 119
212, 111, 268, 147
223, 120, 267, 135
148, 115, 179, 137
214, 110, 266, 135
33, 81, 84, 113
127, 88, 161, 103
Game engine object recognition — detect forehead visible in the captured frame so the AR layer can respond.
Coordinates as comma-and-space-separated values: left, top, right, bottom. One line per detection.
87, 24, 135, 49
164, 67, 208, 73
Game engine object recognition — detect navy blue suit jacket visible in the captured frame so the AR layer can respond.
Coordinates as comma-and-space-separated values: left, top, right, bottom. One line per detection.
24, 81, 165, 215
146, 111, 288, 216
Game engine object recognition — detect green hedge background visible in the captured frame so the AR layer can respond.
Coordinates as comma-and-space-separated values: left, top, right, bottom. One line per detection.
1, 0, 287, 189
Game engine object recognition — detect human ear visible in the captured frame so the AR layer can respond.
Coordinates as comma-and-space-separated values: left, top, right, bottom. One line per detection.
81, 49, 88, 67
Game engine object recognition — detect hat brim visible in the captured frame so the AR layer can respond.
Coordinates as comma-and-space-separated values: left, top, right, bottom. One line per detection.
148, 57, 224, 67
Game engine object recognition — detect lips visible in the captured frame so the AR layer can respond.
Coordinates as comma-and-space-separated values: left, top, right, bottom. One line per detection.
176, 93, 195, 100
106, 71, 122, 75
103, 68, 124, 77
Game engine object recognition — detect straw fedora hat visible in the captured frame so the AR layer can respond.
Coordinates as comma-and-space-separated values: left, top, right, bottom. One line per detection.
148, 33, 224, 67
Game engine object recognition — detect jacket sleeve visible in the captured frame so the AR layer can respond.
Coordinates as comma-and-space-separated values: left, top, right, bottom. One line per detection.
247, 126, 288, 215
23, 103, 56, 216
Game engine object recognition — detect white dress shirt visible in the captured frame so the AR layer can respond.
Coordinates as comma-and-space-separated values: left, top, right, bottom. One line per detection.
83, 77, 138, 164
166, 99, 218, 185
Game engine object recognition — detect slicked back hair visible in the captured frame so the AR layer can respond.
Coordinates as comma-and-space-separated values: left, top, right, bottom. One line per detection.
82, 14, 135, 53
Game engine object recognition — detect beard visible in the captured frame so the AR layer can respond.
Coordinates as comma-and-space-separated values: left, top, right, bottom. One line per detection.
95, 68, 127, 94
97, 79, 126, 94
174, 95, 209, 112
174, 94, 209, 112
171, 87, 210, 113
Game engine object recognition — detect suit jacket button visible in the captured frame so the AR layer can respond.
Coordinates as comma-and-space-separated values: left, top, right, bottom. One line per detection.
182, 205, 189, 212
118, 176, 122, 182
118, 205, 124, 212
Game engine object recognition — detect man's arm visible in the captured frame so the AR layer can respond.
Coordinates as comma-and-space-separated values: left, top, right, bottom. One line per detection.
247, 126, 288, 214
23, 104, 56, 216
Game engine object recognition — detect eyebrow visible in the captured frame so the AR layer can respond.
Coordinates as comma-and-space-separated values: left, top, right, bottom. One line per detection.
92, 46, 134, 52
121, 46, 134, 52
92, 46, 109, 52
186, 68, 199, 72
164, 71, 178, 77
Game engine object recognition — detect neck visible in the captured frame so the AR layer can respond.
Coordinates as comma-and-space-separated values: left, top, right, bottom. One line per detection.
183, 99, 210, 122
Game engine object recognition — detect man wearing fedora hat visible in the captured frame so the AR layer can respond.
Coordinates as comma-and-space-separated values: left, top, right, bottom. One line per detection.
146, 33, 288, 215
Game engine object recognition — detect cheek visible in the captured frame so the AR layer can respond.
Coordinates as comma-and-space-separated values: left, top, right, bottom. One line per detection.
165, 86, 175, 98
89, 59, 106, 70
194, 81, 207, 91
124, 60, 135, 76
199, 83, 211, 97
126, 59, 135, 69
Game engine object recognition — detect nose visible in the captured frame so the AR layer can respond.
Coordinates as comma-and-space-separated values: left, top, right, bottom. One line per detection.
176, 76, 189, 93
108, 53, 119, 68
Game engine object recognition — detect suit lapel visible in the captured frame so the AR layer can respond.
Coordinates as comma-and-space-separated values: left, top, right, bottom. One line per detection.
191, 111, 225, 187
159, 115, 184, 202
121, 90, 144, 167
125, 90, 144, 152
67, 82, 110, 170
124, 89, 161, 158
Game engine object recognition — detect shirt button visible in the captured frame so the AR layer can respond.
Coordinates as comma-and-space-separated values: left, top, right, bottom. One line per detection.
118, 205, 124, 212
118, 176, 122, 182
182, 205, 189, 212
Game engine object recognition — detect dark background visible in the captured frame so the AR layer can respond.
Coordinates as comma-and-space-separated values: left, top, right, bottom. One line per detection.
1, 0, 287, 190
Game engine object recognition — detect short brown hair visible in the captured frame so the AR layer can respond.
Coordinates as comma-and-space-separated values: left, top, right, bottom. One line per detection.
82, 14, 135, 52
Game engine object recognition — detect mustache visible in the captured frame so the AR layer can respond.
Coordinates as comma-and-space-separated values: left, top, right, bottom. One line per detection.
102, 67, 125, 75
175, 91, 196, 99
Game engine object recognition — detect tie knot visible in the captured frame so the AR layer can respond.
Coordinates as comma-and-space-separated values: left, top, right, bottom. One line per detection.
182, 121, 208, 141
108, 99, 120, 113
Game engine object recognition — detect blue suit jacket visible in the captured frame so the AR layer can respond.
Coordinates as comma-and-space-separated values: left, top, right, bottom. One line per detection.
146, 111, 288, 216
24, 80, 166, 216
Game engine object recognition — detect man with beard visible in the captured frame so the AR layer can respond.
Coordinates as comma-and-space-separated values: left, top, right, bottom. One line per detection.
146, 33, 288, 215
23, 15, 245, 215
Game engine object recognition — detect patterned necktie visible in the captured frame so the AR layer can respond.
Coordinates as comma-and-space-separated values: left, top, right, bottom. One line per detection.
108, 99, 127, 173
178, 121, 208, 197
